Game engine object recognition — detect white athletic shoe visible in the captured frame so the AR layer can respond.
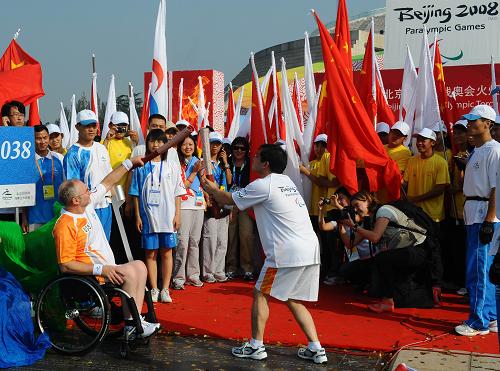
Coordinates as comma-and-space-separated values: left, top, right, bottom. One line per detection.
455, 323, 489, 336
297, 347, 328, 364
139, 317, 160, 338
231, 342, 267, 360
160, 288, 172, 303
490, 320, 498, 333
150, 288, 160, 303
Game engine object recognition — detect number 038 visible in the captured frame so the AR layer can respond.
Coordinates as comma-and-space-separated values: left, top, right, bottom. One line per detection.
0, 140, 32, 160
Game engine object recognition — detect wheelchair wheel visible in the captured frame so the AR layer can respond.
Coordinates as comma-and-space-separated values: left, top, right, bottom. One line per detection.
35, 275, 110, 355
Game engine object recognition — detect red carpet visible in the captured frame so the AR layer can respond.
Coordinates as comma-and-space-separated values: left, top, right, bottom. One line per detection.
153, 280, 499, 354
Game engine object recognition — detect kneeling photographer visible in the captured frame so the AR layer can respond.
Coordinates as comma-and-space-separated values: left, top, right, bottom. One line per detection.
332, 191, 430, 313
318, 191, 376, 290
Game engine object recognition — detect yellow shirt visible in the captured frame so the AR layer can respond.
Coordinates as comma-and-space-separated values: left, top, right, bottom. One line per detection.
105, 138, 134, 187
309, 159, 323, 216
385, 144, 412, 174
317, 152, 338, 213
436, 148, 453, 170
404, 153, 450, 222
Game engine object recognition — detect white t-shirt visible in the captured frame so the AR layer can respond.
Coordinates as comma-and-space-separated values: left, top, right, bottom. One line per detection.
232, 173, 320, 268
463, 140, 500, 225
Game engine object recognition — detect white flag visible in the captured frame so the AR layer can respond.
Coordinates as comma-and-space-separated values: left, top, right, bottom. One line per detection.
197, 76, 206, 129
129, 83, 145, 145
69, 94, 78, 146
260, 67, 273, 96
101, 74, 117, 139
280, 57, 304, 198
399, 45, 417, 122
405, 29, 440, 143
59, 102, 70, 149
228, 86, 244, 141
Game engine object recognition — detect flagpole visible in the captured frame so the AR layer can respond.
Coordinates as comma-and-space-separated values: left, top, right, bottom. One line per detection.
13, 28, 21, 40
437, 123, 459, 225
371, 18, 376, 129
179, 78, 184, 121
92, 53, 96, 75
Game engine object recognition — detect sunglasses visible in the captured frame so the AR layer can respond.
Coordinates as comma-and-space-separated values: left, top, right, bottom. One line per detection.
232, 146, 247, 151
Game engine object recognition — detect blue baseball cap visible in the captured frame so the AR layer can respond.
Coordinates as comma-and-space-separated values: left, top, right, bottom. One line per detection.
462, 104, 496, 122
76, 109, 98, 125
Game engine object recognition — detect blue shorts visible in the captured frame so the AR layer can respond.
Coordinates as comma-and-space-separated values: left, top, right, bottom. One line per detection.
142, 232, 177, 250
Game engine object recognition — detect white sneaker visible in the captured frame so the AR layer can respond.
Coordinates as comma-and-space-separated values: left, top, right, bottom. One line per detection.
231, 342, 267, 360
455, 323, 489, 336
139, 318, 160, 338
490, 320, 498, 333
160, 288, 172, 303
150, 288, 160, 303
297, 347, 328, 364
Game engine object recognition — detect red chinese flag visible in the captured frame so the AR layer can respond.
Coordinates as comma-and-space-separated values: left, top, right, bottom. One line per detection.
140, 88, 150, 137
375, 81, 396, 125
264, 75, 285, 143
28, 99, 40, 126
334, 0, 353, 79
249, 67, 267, 182
433, 42, 454, 132
292, 81, 303, 132
225, 86, 235, 137
314, 11, 401, 200
0, 39, 44, 109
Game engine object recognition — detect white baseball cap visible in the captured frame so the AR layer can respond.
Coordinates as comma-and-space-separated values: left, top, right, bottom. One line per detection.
222, 137, 232, 145
391, 121, 410, 136
313, 133, 328, 143
432, 120, 447, 133
46, 124, 61, 135
175, 119, 190, 128
462, 104, 497, 122
76, 109, 98, 126
110, 111, 129, 125
453, 119, 468, 130
413, 127, 437, 141
208, 131, 223, 143
376, 122, 390, 134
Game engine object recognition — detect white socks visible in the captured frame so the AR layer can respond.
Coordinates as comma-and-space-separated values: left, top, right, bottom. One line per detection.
308, 341, 322, 351
250, 338, 264, 349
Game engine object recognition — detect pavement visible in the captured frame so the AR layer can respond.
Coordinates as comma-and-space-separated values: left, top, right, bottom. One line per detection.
23, 333, 387, 370
389, 348, 500, 371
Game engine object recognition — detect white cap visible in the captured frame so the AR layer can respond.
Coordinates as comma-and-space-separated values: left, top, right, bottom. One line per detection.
176, 119, 190, 128
376, 122, 390, 134
391, 121, 410, 136
222, 137, 232, 145
313, 133, 328, 143
462, 104, 497, 122
110, 111, 129, 125
208, 131, 223, 143
432, 120, 447, 133
414, 127, 437, 141
46, 124, 61, 135
496, 115, 500, 124
76, 109, 98, 125
453, 119, 468, 129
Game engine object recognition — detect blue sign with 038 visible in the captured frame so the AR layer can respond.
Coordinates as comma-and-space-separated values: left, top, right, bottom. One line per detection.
0, 127, 37, 185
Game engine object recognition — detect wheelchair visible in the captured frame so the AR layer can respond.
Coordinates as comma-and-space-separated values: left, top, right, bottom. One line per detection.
34, 274, 158, 358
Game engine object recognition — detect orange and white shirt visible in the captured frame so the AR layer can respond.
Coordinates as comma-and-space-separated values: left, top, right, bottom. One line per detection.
53, 184, 115, 267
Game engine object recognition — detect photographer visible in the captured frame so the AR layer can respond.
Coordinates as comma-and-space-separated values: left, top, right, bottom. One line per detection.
318, 190, 375, 289
333, 191, 428, 313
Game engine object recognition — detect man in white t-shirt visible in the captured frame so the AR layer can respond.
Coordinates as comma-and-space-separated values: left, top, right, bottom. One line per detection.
201, 144, 326, 364
455, 105, 500, 337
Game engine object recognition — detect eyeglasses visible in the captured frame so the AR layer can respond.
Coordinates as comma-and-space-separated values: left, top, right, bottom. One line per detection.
233, 146, 247, 151
74, 187, 97, 199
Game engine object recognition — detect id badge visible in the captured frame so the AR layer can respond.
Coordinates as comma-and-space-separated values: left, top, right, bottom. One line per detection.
195, 191, 204, 207
148, 189, 161, 206
43, 185, 55, 200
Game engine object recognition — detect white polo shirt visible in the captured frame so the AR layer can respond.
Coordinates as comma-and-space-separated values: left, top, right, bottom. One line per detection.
232, 173, 320, 268
463, 140, 500, 225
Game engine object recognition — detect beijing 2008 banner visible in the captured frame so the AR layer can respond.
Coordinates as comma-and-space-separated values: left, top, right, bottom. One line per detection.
384, 0, 500, 68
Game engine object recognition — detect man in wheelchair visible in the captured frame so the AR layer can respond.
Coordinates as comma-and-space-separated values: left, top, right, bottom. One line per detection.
53, 157, 161, 339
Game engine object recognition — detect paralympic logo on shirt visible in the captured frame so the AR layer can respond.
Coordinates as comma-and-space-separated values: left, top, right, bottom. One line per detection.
295, 197, 306, 208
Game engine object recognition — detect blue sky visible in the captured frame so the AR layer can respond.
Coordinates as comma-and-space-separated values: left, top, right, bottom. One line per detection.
0, 0, 385, 121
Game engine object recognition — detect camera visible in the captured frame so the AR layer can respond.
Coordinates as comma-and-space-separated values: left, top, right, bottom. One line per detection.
319, 197, 331, 206
115, 125, 129, 135
325, 206, 357, 222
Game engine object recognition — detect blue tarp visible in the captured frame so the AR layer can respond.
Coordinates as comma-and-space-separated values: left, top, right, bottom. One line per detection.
0, 267, 50, 368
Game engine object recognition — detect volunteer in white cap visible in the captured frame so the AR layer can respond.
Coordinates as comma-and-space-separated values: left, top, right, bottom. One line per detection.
385, 121, 412, 174
454, 104, 500, 337
64, 109, 114, 240
46, 123, 66, 155
376, 122, 390, 145
403, 127, 450, 304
